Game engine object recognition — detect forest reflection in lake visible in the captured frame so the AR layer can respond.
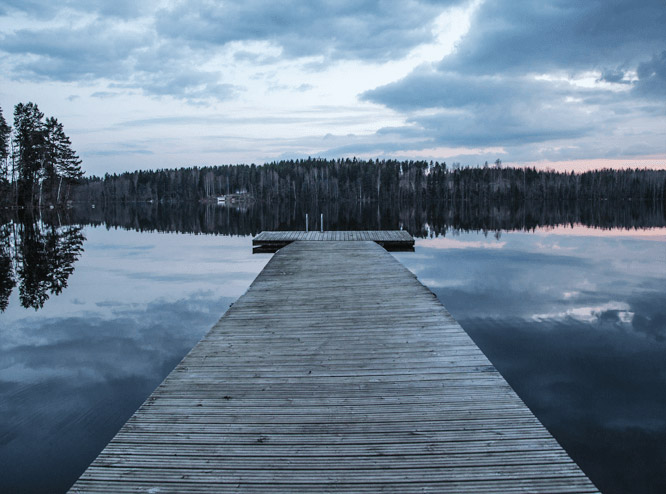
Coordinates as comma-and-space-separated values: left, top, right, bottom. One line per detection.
0, 218, 85, 311
0, 202, 665, 493
68, 195, 666, 237
2, 198, 664, 311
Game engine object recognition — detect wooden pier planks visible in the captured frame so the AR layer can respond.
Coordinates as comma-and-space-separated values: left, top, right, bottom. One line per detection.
252, 230, 415, 252
69, 240, 598, 493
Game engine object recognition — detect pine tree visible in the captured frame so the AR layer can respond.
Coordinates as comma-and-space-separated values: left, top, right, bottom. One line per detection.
0, 106, 11, 176
45, 116, 83, 203
7, 103, 83, 206
13, 102, 46, 205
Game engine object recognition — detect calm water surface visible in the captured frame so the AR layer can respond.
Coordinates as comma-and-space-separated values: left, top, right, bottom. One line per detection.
397, 227, 666, 494
1, 223, 665, 493
0, 227, 270, 493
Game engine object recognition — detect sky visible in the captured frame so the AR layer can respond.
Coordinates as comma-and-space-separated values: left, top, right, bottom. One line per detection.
0, 0, 664, 176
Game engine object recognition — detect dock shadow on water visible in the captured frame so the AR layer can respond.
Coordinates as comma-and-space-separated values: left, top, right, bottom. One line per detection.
0, 200, 665, 493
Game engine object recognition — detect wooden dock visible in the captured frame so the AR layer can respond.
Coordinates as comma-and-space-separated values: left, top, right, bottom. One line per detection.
252, 230, 414, 252
69, 236, 598, 493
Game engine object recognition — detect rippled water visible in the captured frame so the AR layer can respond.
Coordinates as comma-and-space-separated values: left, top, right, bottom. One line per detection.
1, 223, 665, 493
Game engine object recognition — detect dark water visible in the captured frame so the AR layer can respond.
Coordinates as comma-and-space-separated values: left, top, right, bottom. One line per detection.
1, 208, 665, 493
396, 229, 666, 494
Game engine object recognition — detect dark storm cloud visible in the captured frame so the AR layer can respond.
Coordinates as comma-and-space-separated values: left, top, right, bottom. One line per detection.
0, 0, 467, 102
408, 108, 592, 147
155, 0, 465, 62
114, 69, 238, 102
0, 0, 46, 17
0, 0, 71, 18
363, 68, 596, 147
634, 50, 666, 98
360, 0, 666, 157
0, 19, 235, 102
598, 69, 630, 85
1, 0, 663, 159
438, 0, 665, 76
365, 69, 539, 111
1, 22, 142, 81
82, 0, 153, 19
0, 0, 150, 19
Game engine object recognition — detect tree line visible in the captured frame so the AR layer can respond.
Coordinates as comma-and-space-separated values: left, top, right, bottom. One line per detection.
0, 103, 84, 208
2, 101, 663, 213
74, 158, 666, 209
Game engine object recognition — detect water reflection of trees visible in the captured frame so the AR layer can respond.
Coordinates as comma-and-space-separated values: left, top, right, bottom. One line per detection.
0, 197, 663, 310
0, 224, 15, 311
63, 197, 665, 238
0, 216, 85, 311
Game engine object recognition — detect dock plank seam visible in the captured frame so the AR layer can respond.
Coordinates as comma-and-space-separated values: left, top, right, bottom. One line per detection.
69, 239, 598, 493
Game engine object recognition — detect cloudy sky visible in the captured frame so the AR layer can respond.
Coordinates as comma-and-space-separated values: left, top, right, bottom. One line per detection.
0, 0, 664, 176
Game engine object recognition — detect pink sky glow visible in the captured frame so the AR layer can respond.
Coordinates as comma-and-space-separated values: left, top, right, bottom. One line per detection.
522, 157, 666, 173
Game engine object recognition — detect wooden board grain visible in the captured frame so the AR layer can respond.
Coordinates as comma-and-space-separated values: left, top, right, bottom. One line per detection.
69, 241, 598, 493
252, 230, 415, 252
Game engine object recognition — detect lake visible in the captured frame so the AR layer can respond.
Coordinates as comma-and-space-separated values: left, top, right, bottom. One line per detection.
1, 207, 665, 493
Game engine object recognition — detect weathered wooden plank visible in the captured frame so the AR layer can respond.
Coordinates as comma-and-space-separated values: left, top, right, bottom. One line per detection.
100, 438, 573, 458
78, 462, 589, 482
69, 241, 598, 493
252, 230, 415, 252
91, 452, 577, 469
72, 478, 599, 494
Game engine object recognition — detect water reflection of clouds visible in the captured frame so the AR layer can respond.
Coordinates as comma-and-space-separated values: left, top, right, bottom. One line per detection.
468, 314, 666, 427
404, 229, 665, 327
532, 302, 634, 325
534, 240, 577, 251
416, 237, 506, 249
400, 243, 592, 322
398, 227, 666, 493
1, 290, 241, 492
0, 226, 268, 493
629, 296, 666, 342
4, 293, 231, 382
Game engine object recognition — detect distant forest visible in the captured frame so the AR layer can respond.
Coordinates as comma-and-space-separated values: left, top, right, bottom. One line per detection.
3, 160, 665, 311
2, 101, 664, 216
66, 159, 666, 234
74, 158, 666, 208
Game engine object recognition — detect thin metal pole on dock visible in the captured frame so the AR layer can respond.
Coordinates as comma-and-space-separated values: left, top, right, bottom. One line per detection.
305, 214, 309, 232
320, 213, 324, 233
